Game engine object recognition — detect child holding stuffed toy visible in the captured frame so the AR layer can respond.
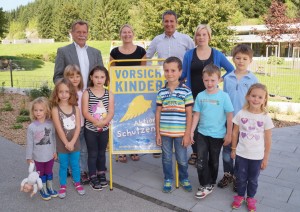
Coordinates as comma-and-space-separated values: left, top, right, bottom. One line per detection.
51, 78, 85, 198
26, 97, 58, 200
82, 66, 114, 190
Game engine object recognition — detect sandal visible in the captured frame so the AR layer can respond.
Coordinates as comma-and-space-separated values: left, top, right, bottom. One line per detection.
130, 154, 140, 161
188, 153, 197, 165
118, 154, 127, 163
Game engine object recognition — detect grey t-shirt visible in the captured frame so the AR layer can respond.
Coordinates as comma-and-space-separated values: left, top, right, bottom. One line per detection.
26, 120, 56, 162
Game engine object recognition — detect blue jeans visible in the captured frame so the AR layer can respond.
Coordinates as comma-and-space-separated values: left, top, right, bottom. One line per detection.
80, 127, 88, 173
58, 151, 80, 186
161, 136, 188, 181
195, 132, 223, 186
84, 128, 108, 177
235, 155, 262, 198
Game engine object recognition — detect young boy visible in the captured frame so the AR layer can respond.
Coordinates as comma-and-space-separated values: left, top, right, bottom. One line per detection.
155, 56, 194, 193
218, 44, 258, 191
191, 63, 233, 199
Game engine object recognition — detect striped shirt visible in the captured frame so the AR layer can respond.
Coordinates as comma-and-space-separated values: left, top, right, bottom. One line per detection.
156, 83, 194, 137
85, 88, 109, 132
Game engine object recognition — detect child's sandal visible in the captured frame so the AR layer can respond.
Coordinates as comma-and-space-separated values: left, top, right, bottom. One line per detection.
58, 185, 66, 199
74, 182, 85, 195
130, 154, 140, 161
118, 154, 127, 163
188, 153, 197, 165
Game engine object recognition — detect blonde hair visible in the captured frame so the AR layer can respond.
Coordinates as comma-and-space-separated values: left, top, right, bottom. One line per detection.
194, 24, 212, 45
50, 78, 78, 107
119, 24, 134, 36
63, 64, 83, 90
29, 97, 51, 121
202, 63, 221, 78
243, 83, 269, 113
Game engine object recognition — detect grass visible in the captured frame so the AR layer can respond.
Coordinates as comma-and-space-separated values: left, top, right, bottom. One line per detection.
0, 41, 111, 89
1, 41, 300, 102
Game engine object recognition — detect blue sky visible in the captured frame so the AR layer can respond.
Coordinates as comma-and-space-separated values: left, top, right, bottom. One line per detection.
0, 0, 34, 11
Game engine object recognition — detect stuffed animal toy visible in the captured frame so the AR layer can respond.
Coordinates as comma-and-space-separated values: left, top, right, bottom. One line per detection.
20, 162, 42, 197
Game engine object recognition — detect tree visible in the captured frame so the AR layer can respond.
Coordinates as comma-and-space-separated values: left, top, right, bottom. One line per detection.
37, 1, 54, 39
261, 0, 294, 44
52, 1, 80, 42
131, 0, 238, 52
89, 0, 131, 40
238, 0, 271, 18
0, 7, 8, 38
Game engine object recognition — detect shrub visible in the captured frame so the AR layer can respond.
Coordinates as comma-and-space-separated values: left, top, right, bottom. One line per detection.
20, 109, 30, 116
28, 83, 52, 100
16, 115, 31, 123
1, 101, 13, 111
12, 124, 23, 129
267, 56, 284, 65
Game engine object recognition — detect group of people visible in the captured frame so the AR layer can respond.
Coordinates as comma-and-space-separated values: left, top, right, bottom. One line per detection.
24, 10, 274, 212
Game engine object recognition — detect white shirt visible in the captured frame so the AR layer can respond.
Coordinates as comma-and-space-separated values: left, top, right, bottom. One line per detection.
146, 31, 195, 63
74, 42, 89, 89
233, 109, 274, 160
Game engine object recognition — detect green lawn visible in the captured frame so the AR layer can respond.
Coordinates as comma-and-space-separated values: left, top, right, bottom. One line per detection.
0, 41, 111, 89
1, 42, 300, 102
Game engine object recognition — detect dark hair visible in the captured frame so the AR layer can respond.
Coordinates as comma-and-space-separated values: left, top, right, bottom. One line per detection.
88, 65, 110, 87
202, 63, 221, 78
163, 56, 182, 71
71, 20, 89, 32
162, 10, 177, 22
232, 44, 254, 59
50, 78, 78, 107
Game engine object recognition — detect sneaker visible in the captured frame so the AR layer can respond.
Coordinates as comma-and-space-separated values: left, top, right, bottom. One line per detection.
232, 195, 244, 209
233, 175, 237, 192
195, 185, 213, 199
217, 172, 233, 188
74, 182, 85, 195
40, 189, 51, 200
153, 153, 161, 158
58, 185, 66, 199
98, 173, 108, 188
180, 179, 192, 192
47, 187, 58, 198
246, 197, 257, 212
80, 172, 90, 185
162, 179, 172, 193
89, 176, 103, 191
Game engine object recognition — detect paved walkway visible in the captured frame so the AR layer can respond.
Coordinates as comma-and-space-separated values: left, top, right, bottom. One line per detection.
1, 125, 299, 211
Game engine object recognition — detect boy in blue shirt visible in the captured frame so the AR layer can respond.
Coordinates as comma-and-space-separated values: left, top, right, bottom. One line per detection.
191, 64, 233, 199
156, 56, 194, 193
218, 44, 258, 190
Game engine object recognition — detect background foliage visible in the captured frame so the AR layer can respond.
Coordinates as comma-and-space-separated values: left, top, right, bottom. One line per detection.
0, 0, 300, 51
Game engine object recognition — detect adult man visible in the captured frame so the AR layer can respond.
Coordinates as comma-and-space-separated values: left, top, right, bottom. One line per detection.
53, 20, 103, 184
53, 20, 103, 88
146, 10, 195, 62
147, 10, 194, 158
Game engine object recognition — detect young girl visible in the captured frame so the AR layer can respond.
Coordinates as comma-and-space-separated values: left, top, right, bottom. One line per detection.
26, 97, 58, 200
82, 65, 114, 190
63, 64, 89, 184
231, 83, 274, 212
51, 78, 85, 198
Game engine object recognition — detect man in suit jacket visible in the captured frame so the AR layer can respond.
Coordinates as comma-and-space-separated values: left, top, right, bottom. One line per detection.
53, 20, 104, 89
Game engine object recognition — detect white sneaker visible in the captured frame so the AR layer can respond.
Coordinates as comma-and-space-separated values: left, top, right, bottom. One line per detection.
195, 185, 213, 199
